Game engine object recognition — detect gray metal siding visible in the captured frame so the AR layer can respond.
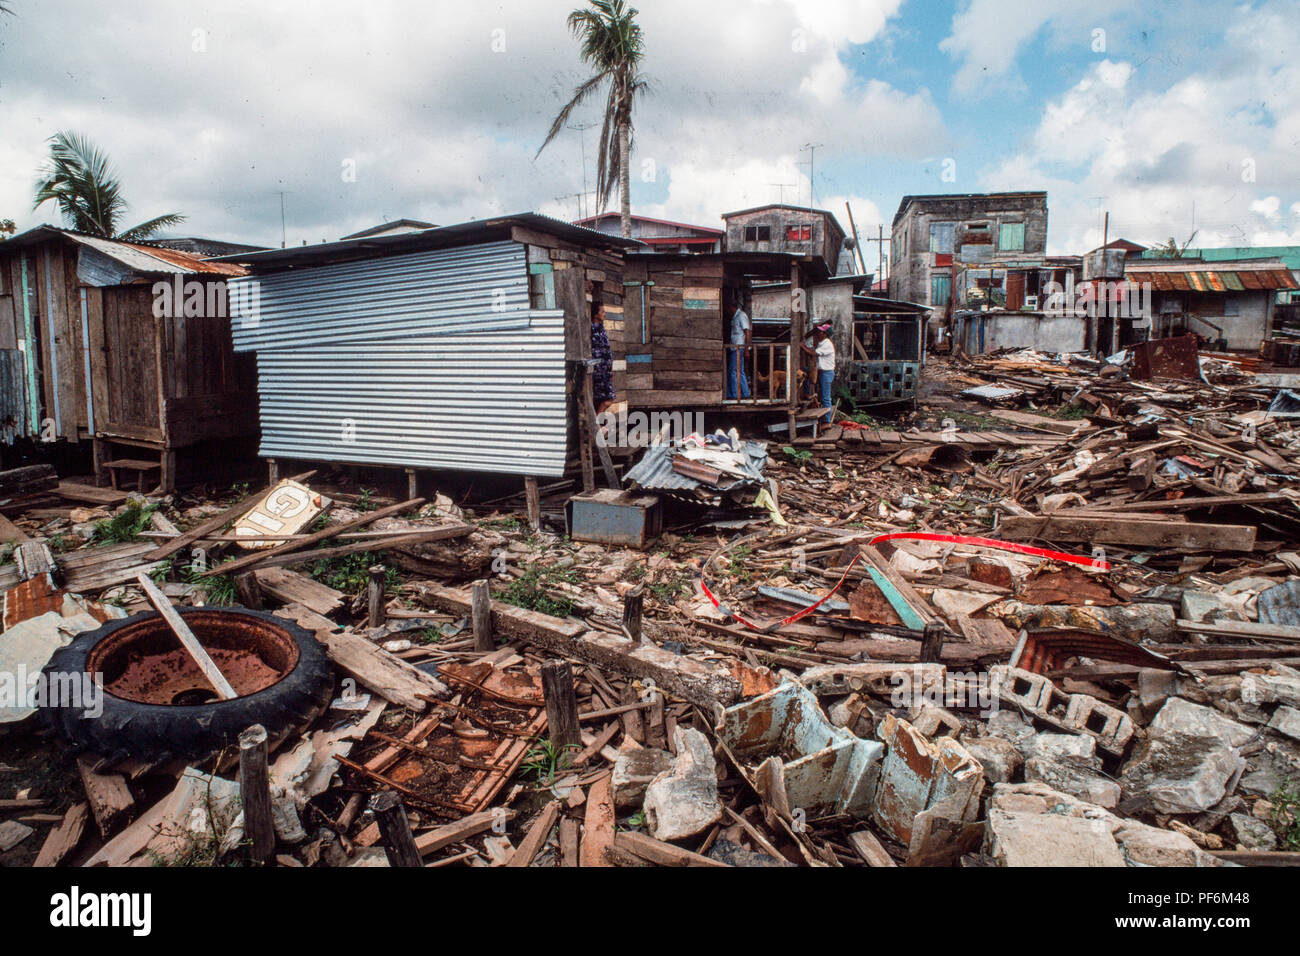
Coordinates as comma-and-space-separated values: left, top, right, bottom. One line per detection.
230, 240, 530, 351
254, 312, 568, 476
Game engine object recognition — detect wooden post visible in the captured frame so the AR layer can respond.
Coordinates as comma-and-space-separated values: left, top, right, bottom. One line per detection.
541, 660, 581, 751
405, 468, 418, 501
789, 262, 806, 437
471, 579, 493, 652
135, 572, 237, 700
267, 458, 279, 486
369, 791, 422, 868
160, 449, 177, 494
920, 622, 946, 663
622, 585, 644, 643
238, 724, 275, 863
367, 565, 386, 628
525, 476, 541, 532
575, 364, 596, 494
234, 572, 263, 610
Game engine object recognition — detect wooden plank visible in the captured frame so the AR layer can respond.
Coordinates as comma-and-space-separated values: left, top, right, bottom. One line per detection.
613, 830, 729, 867
848, 829, 897, 867
77, 756, 135, 838
580, 773, 615, 867
252, 566, 343, 615
997, 515, 1256, 551
413, 809, 516, 857
1175, 618, 1300, 644
277, 606, 445, 712
56, 481, 127, 506
506, 800, 560, 867
33, 802, 89, 867
136, 572, 238, 699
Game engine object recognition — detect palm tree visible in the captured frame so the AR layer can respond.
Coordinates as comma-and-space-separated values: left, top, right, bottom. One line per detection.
33, 131, 185, 241
538, 0, 647, 238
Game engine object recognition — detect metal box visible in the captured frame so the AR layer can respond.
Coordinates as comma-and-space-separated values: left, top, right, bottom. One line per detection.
565, 489, 663, 549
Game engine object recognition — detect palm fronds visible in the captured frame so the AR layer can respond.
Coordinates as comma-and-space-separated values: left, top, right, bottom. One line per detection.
538, 0, 647, 231
33, 130, 184, 240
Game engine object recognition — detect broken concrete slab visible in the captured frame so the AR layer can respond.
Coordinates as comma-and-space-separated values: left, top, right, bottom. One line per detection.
1149, 697, 1255, 748
612, 744, 675, 810
985, 709, 1036, 755
1113, 820, 1220, 867
0, 819, 34, 852
643, 727, 723, 842
1229, 812, 1278, 850
1120, 732, 1246, 814
984, 783, 1125, 867
1024, 756, 1121, 809
1029, 732, 1097, 761
962, 737, 1023, 784
1267, 704, 1300, 741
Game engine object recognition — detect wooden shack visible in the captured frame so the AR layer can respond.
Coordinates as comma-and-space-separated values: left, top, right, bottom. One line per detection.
0, 227, 258, 489
617, 249, 835, 414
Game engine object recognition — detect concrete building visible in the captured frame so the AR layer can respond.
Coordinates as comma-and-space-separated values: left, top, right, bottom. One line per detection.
890, 192, 1049, 310
722, 204, 846, 277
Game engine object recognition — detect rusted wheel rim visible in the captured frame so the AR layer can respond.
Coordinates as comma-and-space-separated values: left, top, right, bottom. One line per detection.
86, 609, 302, 706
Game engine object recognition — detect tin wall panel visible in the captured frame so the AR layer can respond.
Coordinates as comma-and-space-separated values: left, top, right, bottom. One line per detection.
253, 312, 568, 477
230, 241, 530, 351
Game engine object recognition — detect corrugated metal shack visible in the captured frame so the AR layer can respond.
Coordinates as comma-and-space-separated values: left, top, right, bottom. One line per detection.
0, 227, 257, 487
219, 214, 638, 483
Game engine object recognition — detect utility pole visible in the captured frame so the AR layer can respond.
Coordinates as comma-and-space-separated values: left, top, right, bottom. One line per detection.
568, 123, 595, 220
862, 227, 890, 288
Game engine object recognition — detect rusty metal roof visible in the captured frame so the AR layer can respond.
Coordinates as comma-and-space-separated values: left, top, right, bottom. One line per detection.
5, 226, 247, 276
1126, 259, 1298, 292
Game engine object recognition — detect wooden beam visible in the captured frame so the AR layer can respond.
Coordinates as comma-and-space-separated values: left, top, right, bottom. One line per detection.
996, 515, 1256, 552
136, 572, 237, 700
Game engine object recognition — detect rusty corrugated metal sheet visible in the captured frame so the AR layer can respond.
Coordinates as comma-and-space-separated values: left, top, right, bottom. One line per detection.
1127, 267, 1298, 291
1011, 628, 1187, 676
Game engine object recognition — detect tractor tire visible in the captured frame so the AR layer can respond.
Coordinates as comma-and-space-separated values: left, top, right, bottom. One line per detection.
42, 606, 335, 768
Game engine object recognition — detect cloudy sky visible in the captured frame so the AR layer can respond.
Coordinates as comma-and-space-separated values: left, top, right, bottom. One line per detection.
1, 0, 1298, 261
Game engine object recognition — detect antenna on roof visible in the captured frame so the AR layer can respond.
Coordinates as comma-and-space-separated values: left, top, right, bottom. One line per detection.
567, 123, 595, 220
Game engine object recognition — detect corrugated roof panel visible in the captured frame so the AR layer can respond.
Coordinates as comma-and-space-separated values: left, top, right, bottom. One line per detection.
253, 312, 568, 477
229, 241, 529, 351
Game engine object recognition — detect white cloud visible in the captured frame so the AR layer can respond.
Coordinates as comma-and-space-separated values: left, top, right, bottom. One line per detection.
939, 0, 1128, 96
984, 5, 1300, 253
0, 0, 944, 245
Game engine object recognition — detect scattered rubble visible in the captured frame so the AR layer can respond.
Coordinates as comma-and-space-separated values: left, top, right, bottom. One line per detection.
4, 343, 1300, 868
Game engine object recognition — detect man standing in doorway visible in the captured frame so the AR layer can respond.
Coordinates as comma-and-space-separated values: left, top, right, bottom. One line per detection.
727, 295, 751, 400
